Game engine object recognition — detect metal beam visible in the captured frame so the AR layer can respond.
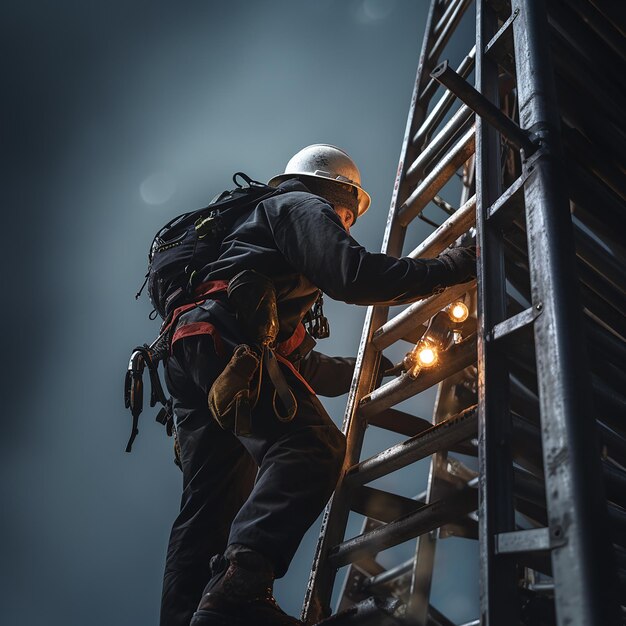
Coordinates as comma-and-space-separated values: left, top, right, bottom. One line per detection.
398, 127, 475, 227
360, 335, 477, 418
372, 281, 476, 351
413, 47, 476, 148
406, 105, 474, 184
511, 0, 620, 623
407, 195, 476, 259
475, 1, 519, 624
345, 406, 477, 487
328, 487, 477, 568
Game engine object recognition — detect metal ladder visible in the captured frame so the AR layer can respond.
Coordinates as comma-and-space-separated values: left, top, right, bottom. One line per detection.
301, 1, 626, 625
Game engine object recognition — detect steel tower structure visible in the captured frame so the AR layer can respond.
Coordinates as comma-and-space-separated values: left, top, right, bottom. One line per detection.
303, 1, 625, 624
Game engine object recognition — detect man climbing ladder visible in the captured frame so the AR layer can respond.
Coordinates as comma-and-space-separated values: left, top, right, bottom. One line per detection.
142, 144, 476, 626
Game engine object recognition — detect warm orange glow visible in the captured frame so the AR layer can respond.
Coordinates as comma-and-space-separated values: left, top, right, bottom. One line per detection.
448, 301, 469, 323
417, 342, 439, 367
404, 339, 440, 378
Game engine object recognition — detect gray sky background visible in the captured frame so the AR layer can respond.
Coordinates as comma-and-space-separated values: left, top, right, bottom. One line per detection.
2, 2, 477, 624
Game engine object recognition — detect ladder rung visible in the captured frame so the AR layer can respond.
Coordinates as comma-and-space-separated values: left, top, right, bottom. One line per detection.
360, 336, 477, 418
350, 486, 425, 523
484, 7, 517, 74
399, 127, 475, 227
407, 195, 476, 259
406, 105, 474, 183
413, 46, 476, 148
487, 172, 525, 222
495, 527, 562, 555
488, 306, 540, 342
328, 487, 477, 568
367, 408, 433, 436
315, 596, 401, 626
433, 0, 465, 37
362, 558, 414, 591
427, 0, 473, 64
345, 406, 478, 487
372, 280, 476, 351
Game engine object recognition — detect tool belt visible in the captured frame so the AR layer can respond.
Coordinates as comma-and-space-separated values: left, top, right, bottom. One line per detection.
207, 270, 298, 436
124, 274, 311, 457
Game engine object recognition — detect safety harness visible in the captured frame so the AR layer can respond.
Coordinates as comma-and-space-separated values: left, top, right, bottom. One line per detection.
124, 280, 320, 458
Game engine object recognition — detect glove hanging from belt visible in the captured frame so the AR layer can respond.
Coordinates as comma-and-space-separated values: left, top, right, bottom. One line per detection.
207, 270, 297, 436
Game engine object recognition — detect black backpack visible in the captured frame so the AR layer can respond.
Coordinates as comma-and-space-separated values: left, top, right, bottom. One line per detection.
140, 172, 282, 320
126, 172, 329, 456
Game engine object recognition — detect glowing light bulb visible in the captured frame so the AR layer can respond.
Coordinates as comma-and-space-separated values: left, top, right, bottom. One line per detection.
417, 342, 439, 367
448, 301, 469, 323
404, 340, 439, 375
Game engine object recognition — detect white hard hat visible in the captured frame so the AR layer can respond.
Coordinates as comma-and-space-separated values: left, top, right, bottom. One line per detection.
268, 144, 371, 217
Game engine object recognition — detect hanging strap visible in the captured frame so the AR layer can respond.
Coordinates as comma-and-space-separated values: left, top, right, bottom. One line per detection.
263, 346, 298, 422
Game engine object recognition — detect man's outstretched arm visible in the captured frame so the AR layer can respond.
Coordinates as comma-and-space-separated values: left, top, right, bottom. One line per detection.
272, 199, 475, 306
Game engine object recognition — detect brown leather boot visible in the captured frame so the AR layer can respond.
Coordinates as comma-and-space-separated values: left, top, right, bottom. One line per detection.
190, 547, 303, 626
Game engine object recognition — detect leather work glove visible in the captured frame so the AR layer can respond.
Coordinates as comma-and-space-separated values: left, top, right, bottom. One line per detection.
436, 245, 477, 284
208, 344, 260, 436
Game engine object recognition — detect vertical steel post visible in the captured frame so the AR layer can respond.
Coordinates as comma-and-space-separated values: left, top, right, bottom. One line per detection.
510, 1, 619, 624
474, 1, 518, 624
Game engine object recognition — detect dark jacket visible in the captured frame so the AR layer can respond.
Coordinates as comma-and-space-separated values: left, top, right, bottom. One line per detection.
201, 179, 450, 341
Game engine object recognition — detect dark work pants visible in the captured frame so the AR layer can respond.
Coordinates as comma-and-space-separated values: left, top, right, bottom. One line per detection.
160, 334, 346, 626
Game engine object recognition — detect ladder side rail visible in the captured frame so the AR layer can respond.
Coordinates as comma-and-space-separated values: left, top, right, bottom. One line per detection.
301, 1, 447, 621
511, 0, 620, 624
475, 1, 519, 625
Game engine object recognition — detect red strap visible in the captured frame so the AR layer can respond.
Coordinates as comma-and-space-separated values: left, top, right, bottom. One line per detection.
275, 353, 315, 395
171, 321, 225, 356
276, 323, 306, 357
165, 279, 314, 394
193, 280, 229, 298
162, 280, 230, 335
